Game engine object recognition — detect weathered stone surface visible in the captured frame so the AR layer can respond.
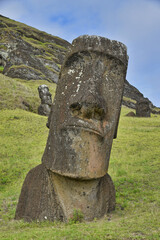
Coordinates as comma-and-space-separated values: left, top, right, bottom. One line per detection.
15, 164, 64, 222
15, 35, 128, 222
38, 84, 52, 116
136, 98, 151, 117
50, 172, 115, 221
42, 35, 128, 179
15, 163, 115, 222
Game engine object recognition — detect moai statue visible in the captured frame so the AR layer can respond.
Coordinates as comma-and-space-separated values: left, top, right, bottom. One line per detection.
15, 35, 128, 222
38, 84, 52, 116
136, 98, 151, 117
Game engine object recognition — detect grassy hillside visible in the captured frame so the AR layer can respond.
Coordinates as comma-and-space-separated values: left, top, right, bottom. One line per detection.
0, 73, 56, 112
0, 107, 160, 239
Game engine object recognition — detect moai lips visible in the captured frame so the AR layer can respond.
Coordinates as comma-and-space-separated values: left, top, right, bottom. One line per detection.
42, 35, 128, 179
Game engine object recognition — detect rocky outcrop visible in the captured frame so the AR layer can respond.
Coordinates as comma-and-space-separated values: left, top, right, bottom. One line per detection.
124, 80, 143, 101
0, 15, 71, 83
123, 80, 160, 113
123, 80, 152, 109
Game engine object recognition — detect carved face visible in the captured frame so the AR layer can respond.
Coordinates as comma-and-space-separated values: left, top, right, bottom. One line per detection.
42, 36, 128, 179
38, 85, 52, 105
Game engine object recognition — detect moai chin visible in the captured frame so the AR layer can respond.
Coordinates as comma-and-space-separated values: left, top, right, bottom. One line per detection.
38, 84, 52, 116
15, 35, 128, 222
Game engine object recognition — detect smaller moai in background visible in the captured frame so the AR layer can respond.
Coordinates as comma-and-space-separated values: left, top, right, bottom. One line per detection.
38, 84, 52, 116
126, 111, 136, 117
136, 98, 151, 117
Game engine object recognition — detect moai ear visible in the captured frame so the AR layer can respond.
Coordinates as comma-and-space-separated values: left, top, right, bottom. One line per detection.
114, 117, 119, 139
46, 106, 53, 128
113, 98, 123, 139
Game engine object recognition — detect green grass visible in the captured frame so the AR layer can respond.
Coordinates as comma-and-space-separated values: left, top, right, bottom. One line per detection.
44, 42, 68, 51
45, 65, 59, 74
0, 107, 160, 239
21, 36, 46, 49
8, 64, 45, 77
0, 66, 4, 73
0, 45, 7, 50
123, 96, 136, 104
36, 54, 53, 61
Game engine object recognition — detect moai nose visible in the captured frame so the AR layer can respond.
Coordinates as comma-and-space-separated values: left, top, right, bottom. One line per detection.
70, 94, 105, 120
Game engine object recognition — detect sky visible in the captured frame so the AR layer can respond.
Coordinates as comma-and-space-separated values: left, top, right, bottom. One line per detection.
0, 0, 160, 107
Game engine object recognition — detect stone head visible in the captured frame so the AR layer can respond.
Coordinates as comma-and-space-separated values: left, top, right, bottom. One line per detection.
42, 35, 128, 179
38, 84, 52, 105
136, 98, 151, 117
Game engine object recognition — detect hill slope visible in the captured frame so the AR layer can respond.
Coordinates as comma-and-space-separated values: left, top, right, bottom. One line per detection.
0, 15, 71, 83
0, 15, 159, 111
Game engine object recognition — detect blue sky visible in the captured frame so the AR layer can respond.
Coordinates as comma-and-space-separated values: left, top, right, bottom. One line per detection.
1, 0, 160, 107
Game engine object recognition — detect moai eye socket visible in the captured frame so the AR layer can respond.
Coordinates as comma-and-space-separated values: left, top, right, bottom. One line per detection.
70, 102, 82, 116
70, 102, 82, 111
65, 53, 84, 68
